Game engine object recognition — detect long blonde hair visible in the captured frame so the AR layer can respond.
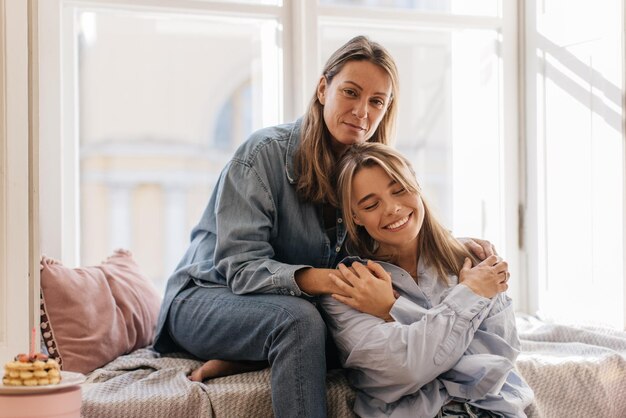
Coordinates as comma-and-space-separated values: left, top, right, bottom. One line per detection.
336, 142, 477, 282
294, 35, 400, 206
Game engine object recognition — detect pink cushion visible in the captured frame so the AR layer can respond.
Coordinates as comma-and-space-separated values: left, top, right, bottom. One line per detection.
40, 249, 162, 374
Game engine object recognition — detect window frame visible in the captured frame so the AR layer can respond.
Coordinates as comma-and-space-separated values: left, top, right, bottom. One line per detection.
38, 0, 298, 266
37, 0, 525, 310
0, 0, 33, 363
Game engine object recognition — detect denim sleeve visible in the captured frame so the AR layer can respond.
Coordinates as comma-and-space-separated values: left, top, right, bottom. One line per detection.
320, 285, 492, 404
210, 159, 307, 296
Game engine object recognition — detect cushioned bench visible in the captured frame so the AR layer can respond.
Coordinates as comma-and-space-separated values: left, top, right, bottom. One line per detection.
39, 251, 626, 417
79, 315, 626, 418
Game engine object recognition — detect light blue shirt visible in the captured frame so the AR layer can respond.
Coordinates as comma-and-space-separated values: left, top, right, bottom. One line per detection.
320, 256, 534, 418
154, 119, 348, 352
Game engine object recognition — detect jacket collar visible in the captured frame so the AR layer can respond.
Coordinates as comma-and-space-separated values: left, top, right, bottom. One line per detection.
285, 117, 303, 184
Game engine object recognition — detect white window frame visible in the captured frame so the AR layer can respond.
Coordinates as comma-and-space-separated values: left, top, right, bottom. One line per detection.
0, 0, 36, 362
38, 0, 300, 267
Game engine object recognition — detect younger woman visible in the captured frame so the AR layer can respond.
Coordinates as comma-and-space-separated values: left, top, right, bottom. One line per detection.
321, 143, 534, 417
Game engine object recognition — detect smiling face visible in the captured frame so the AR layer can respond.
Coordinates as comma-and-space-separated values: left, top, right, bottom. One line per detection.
317, 60, 393, 154
350, 164, 425, 256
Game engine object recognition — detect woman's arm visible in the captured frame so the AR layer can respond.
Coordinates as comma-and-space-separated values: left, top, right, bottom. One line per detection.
469, 294, 521, 360
294, 267, 345, 295
330, 257, 506, 322
207, 160, 301, 295
206, 153, 349, 296
320, 283, 492, 404
460, 257, 521, 359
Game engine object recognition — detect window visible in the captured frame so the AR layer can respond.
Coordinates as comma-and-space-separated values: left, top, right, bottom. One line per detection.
319, 25, 503, 247
40, 1, 284, 292
75, 9, 282, 291
39, 0, 520, 300
525, 0, 625, 328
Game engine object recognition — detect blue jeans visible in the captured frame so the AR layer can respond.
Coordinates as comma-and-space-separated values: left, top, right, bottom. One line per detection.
438, 401, 504, 418
166, 283, 328, 418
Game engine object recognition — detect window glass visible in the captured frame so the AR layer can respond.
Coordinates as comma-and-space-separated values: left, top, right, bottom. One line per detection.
77, 9, 281, 292
320, 25, 503, 247
319, 0, 501, 17
528, 0, 624, 328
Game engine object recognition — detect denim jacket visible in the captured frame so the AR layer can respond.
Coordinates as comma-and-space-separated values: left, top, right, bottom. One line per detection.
320, 256, 534, 418
154, 119, 348, 352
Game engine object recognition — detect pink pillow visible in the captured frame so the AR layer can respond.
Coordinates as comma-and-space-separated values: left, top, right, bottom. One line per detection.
40, 249, 162, 374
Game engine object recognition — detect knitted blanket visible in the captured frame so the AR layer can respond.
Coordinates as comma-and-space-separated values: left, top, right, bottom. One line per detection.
81, 349, 356, 418
515, 314, 626, 418
81, 315, 626, 418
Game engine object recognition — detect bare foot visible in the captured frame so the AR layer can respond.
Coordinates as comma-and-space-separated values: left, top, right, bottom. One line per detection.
188, 359, 267, 382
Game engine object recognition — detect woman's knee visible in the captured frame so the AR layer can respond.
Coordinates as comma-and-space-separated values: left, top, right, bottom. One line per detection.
269, 298, 327, 345
283, 298, 326, 328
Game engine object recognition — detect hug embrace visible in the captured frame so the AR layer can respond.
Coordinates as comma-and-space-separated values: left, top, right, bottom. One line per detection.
152, 35, 534, 418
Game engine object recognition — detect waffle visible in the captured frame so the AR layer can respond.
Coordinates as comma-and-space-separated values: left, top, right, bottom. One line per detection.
2, 353, 62, 386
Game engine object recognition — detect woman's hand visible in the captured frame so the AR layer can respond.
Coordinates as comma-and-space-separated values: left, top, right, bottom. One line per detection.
329, 260, 397, 321
459, 255, 509, 299
458, 237, 497, 260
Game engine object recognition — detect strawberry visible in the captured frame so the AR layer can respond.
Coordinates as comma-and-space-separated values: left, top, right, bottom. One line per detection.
35, 353, 49, 361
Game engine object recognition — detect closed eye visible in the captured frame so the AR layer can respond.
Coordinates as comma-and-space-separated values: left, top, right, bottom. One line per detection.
392, 187, 406, 195
362, 201, 379, 211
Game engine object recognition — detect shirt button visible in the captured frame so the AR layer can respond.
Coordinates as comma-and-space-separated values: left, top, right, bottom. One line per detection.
337, 218, 343, 224
289, 291, 295, 296
335, 246, 341, 253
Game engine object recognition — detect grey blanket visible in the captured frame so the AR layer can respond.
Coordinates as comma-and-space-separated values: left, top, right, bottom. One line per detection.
81, 350, 355, 418
81, 315, 626, 418
514, 314, 626, 418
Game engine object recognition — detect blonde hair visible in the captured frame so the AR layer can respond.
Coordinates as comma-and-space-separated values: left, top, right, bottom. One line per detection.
336, 142, 477, 282
294, 35, 400, 206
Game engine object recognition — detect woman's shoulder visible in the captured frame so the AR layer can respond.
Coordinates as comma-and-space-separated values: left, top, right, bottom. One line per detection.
232, 119, 301, 166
